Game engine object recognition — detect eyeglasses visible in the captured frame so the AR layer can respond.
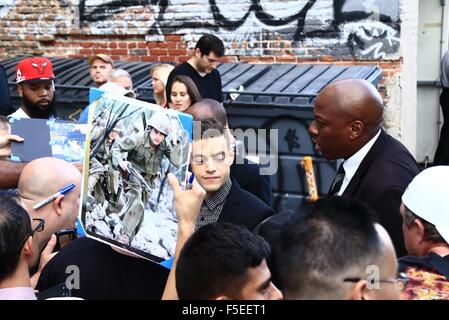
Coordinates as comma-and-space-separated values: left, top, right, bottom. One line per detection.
344, 272, 409, 292
54, 228, 77, 252
21, 218, 45, 248
31, 218, 45, 234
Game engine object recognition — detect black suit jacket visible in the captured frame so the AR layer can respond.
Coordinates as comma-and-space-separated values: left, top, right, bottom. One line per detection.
230, 156, 273, 207
341, 130, 420, 257
218, 179, 275, 231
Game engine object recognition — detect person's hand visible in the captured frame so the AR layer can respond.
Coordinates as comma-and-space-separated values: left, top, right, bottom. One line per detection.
31, 234, 58, 289
168, 172, 205, 230
39, 234, 58, 269
0, 134, 23, 157
119, 160, 130, 173
0, 134, 23, 148
162, 173, 206, 300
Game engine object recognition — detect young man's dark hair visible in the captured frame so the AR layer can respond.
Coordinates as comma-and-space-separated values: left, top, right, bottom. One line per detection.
175, 222, 281, 300
192, 117, 227, 142
276, 196, 399, 300
0, 191, 32, 282
196, 34, 225, 57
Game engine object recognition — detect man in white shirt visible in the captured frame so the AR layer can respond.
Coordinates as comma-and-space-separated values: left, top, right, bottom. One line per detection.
8, 57, 56, 120
309, 79, 420, 257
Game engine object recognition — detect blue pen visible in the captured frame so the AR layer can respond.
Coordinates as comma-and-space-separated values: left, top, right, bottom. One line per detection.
33, 183, 76, 210
186, 173, 195, 190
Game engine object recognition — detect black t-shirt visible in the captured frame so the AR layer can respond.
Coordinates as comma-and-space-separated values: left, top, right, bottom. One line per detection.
399, 253, 449, 276
36, 237, 169, 300
166, 62, 223, 103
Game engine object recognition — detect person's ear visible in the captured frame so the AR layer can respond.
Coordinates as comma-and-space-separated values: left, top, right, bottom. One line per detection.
347, 280, 367, 300
22, 236, 34, 261
52, 194, 65, 216
414, 218, 426, 243
194, 48, 202, 58
17, 84, 24, 97
348, 120, 364, 140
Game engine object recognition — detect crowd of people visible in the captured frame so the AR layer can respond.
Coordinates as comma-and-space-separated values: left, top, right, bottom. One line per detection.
0, 33, 448, 301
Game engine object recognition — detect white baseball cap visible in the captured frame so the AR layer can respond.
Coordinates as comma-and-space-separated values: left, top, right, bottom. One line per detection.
401, 166, 449, 244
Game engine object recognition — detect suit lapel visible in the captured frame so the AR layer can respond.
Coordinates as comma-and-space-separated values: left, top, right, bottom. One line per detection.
218, 179, 240, 223
343, 130, 387, 196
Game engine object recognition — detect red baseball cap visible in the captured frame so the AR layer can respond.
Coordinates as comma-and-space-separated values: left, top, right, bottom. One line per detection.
16, 57, 55, 84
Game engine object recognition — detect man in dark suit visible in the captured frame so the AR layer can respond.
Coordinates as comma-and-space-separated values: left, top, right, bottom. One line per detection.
186, 98, 273, 207
191, 118, 274, 231
308, 79, 420, 257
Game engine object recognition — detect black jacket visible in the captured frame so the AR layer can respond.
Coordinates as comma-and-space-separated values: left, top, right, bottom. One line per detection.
341, 129, 420, 257
230, 156, 273, 207
218, 179, 275, 231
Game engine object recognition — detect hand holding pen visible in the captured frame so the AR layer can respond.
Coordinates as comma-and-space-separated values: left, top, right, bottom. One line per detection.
186, 173, 195, 190
33, 183, 76, 210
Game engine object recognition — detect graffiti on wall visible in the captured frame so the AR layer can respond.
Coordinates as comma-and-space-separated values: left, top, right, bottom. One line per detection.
0, 0, 14, 19
77, 0, 400, 59
79, 0, 319, 41
334, 0, 400, 59
0, 0, 401, 59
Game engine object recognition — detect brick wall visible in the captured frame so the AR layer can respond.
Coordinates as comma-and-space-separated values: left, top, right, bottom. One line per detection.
0, 0, 406, 128
0, 1, 400, 62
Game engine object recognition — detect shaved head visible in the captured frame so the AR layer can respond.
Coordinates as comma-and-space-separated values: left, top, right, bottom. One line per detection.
18, 157, 81, 200
309, 79, 385, 160
187, 99, 228, 126
17, 157, 82, 247
321, 79, 384, 135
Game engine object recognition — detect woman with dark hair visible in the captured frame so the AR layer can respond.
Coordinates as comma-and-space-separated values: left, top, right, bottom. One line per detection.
167, 75, 202, 112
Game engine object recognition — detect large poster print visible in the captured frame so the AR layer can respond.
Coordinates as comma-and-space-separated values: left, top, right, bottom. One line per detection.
80, 93, 192, 263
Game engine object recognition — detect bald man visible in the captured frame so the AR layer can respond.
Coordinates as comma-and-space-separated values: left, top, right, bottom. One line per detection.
186, 99, 273, 207
308, 79, 420, 257
18, 157, 82, 251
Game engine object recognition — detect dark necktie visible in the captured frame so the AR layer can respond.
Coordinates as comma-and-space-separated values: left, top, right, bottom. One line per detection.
328, 163, 345, 195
